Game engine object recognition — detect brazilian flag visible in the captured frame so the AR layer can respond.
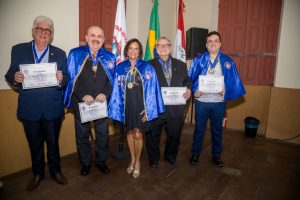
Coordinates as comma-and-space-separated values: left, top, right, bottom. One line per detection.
144, 0, 160, 61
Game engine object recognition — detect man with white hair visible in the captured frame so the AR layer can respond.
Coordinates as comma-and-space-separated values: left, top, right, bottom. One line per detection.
146, 36, 192, 167
5, 15, 69, 191
64, 26, 116, 176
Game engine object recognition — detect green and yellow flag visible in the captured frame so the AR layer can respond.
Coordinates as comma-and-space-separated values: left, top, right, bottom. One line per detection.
144, 0, 160, 61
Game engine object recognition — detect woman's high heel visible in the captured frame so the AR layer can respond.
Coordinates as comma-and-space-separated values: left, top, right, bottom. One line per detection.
127, 165, 134, 174
132, 168, 140, 178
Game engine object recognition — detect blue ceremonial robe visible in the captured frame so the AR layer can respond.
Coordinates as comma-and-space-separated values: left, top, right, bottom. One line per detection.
188, 51, 245, 101
109, 59, 165, 123
63, 45, 116, 108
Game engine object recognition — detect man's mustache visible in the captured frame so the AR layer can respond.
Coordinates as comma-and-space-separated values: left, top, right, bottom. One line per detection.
92, 40, 100, 44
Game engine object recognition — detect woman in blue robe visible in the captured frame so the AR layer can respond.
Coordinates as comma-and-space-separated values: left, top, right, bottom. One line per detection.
109, 38, 165, 178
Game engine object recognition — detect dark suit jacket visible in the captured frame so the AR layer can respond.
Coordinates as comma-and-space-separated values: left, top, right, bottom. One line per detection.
71, 59, 112, 112
5, 41, 69, 121
149, 57, 192, 119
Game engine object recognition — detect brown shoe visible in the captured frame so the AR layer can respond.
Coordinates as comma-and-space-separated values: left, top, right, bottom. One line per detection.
52, 173, 68, 185
27, 175, 43, 191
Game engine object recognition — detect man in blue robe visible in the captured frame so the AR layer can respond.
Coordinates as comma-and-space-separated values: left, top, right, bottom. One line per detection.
188, 31, 245, 167
63, 26, 115, 176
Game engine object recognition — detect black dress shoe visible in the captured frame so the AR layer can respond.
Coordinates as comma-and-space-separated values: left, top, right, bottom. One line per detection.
52, 173, 68, 185
149, 162, 158, 168
212, 157, 223, 167
164, 158, 176, 166
27, 175, 44, 191
189, 155, 199, 165
96, 162, 110, 174
81, 165, 90, 176
149, 160, 158, 168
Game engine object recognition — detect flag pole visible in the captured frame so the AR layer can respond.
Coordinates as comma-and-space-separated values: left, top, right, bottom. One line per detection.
111, 0, 130, 159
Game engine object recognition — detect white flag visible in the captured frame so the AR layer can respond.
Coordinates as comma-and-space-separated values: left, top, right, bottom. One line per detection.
173, 0, 186, 62
112, 0, 127, 64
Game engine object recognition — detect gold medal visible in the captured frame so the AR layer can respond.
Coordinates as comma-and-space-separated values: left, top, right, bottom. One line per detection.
208, 68, 215, 74
92, 65, 97, 72
164, 72, 170, 79
127, 82, 133, 89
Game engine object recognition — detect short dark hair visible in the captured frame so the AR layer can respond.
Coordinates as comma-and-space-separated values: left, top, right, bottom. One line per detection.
206, 31, 222, 42
124, 38, 144, 59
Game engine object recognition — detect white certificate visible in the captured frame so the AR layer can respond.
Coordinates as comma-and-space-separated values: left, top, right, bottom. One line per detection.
161, 87, 187, 105
79, 101, 108, 123
198, 75, 224, 93
20, 63, 58, 89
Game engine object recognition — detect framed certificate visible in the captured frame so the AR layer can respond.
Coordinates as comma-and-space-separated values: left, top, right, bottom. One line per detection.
79, 101, 108, 123
20, 63, 58, 89
161, 87, 186, 105
198, 75, 224, 93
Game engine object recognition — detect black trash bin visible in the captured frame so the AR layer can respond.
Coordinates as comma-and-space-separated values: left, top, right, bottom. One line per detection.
244, 117, 260, 138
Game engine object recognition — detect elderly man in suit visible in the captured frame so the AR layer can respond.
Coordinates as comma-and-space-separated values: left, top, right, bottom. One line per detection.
5, 16, 69, 191
145, 36, 192, 167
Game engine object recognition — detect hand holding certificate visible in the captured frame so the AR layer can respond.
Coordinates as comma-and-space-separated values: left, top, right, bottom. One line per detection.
20, 63, 58, 89
198, 75, 224, 93
79, 101, 108, 123
161, 87, 187, 105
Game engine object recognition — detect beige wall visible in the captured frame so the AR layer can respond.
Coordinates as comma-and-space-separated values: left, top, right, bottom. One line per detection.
127, 0, 215, 52
0, 0, 79, 89
275, 0, 300, 89
266, 87, 300, 144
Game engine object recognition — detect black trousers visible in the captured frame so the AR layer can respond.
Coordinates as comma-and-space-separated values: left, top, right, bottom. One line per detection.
145, 116, 184, 164
74, 111, 109, 166
22, 116, 62, 177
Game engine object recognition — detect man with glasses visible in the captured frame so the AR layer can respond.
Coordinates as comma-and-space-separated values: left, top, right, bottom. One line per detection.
145, 36, 192, 167
5, 15, 69, 191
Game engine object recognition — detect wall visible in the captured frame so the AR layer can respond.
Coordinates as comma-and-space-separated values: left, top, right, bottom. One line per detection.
266, 87, 300, 144
275, 0, 300, 89
0, 0, 79, 90
127, 0, 214, 52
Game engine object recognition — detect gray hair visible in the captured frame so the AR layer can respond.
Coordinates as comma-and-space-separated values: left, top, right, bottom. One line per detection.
157, 36, 171, 45
32, 15, 54, 33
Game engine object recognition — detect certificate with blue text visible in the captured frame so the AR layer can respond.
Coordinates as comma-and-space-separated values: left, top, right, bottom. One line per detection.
20, 63, 58, 89
161, 87, 187, 105
198, 75, 224, 93
79, 101, 108, 123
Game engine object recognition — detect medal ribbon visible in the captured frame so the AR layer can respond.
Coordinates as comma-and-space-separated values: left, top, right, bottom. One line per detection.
159, 57, 171, 74
32, 41, 49, 63
88, 49, 98, 66
208, 51, 221, 69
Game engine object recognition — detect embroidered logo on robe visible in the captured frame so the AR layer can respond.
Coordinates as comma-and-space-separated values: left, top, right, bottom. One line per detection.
145, 72, 152, 80
117, 75, 125, 85
108, 62, 114, 69
225, 62, 231, 69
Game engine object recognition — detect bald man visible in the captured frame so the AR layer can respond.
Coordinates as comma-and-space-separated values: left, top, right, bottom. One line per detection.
64, 26, 116, 176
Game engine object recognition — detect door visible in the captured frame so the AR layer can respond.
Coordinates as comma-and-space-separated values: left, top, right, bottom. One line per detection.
79, 0, 118, 49
218, 0, 282, 86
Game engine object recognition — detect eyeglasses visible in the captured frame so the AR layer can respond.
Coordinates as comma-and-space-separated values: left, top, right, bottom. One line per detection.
35, 27, 52, 35
156, 44, 171, 49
